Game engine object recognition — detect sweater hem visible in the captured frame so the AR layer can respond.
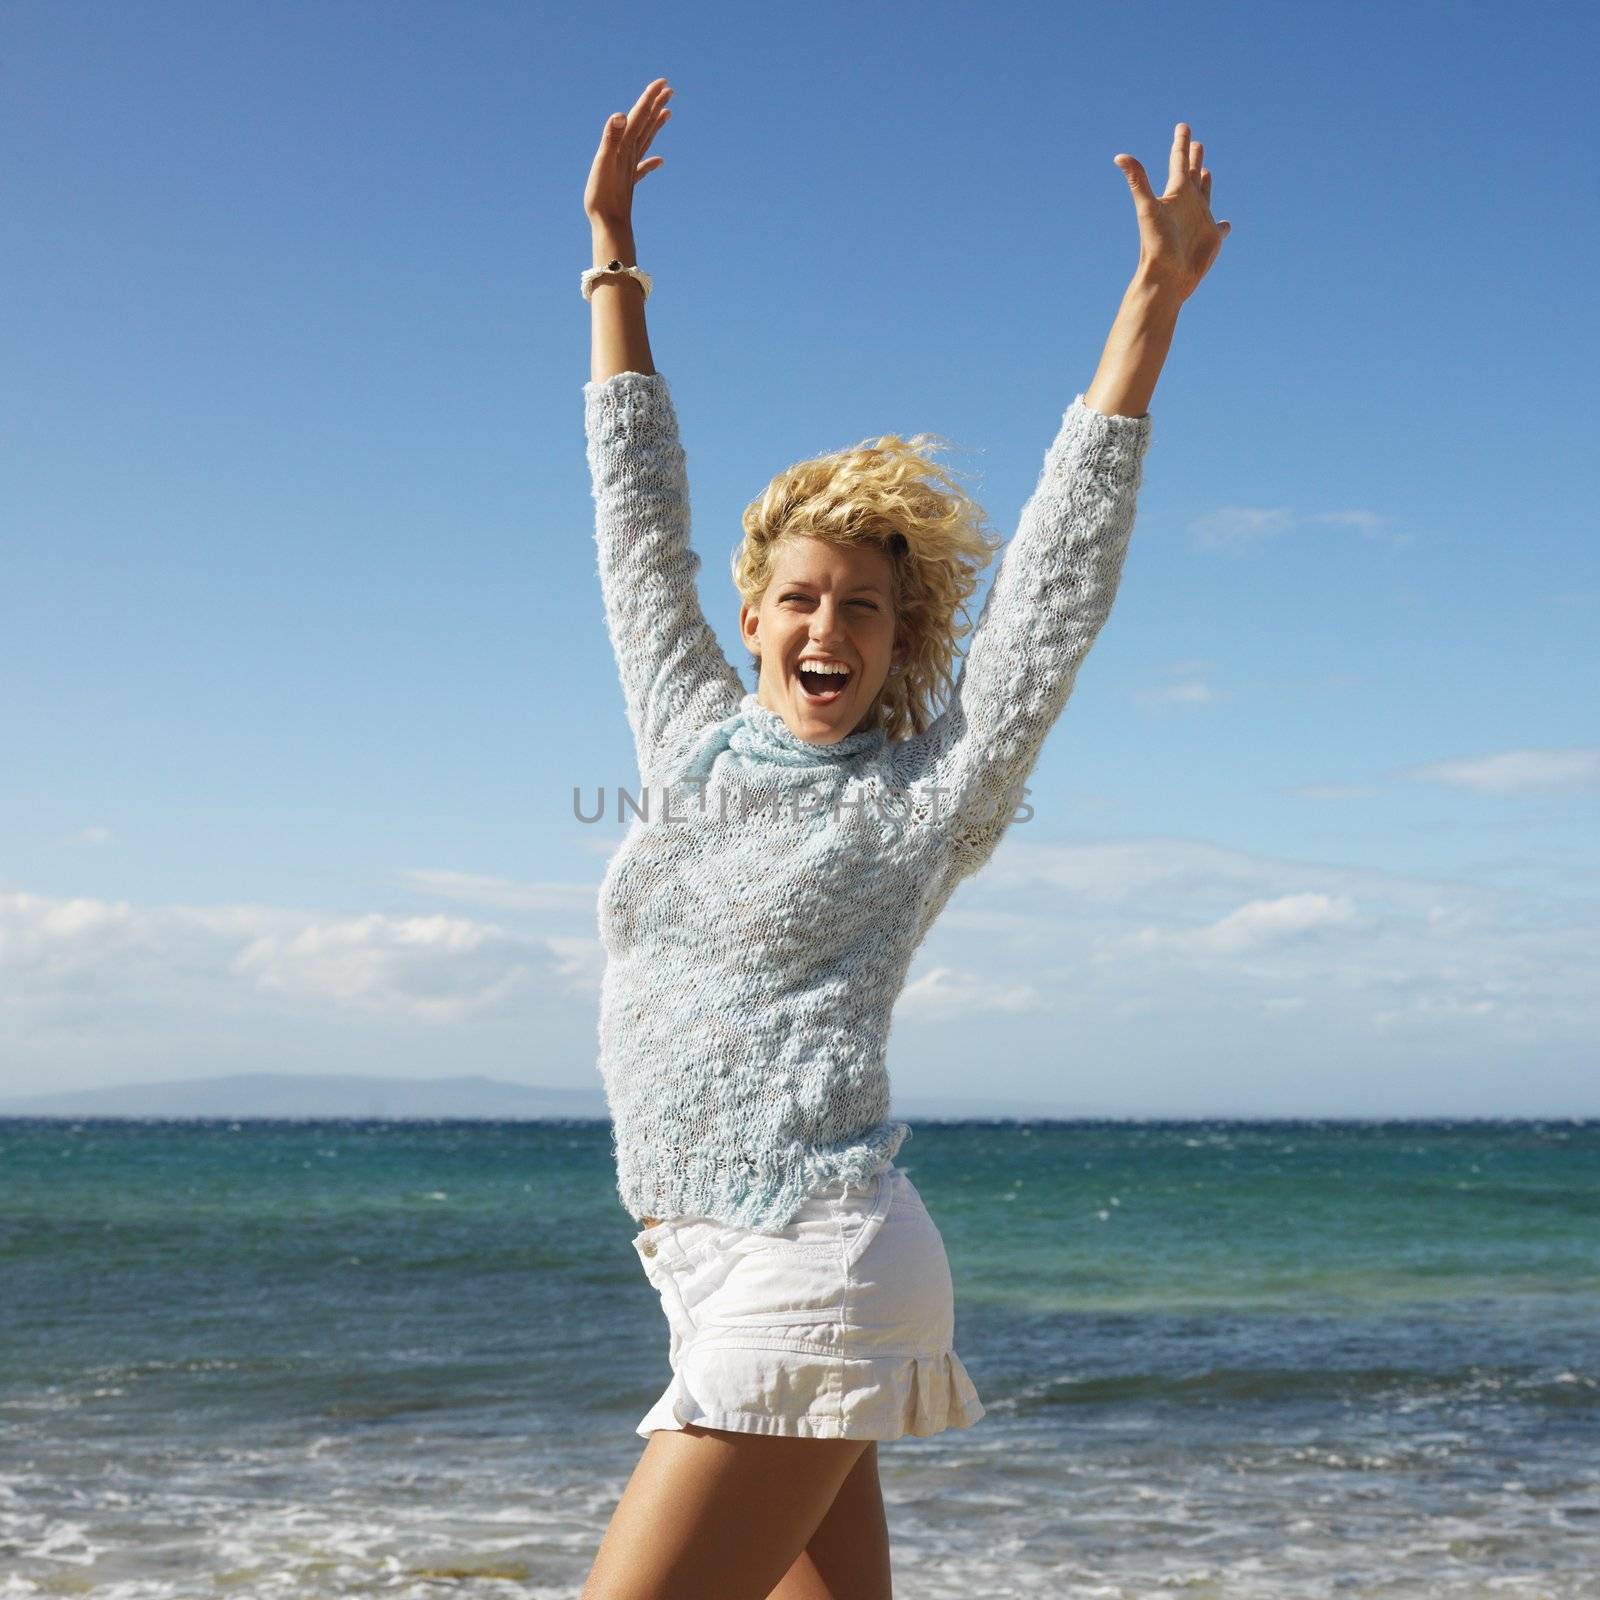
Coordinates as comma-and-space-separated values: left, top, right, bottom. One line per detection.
617, 1119, 913, 1235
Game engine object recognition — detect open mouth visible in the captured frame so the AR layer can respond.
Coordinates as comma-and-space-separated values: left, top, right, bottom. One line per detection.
795, 664, 851, 704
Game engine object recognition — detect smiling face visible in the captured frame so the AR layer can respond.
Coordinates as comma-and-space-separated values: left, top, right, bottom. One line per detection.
739, 534, 905, 744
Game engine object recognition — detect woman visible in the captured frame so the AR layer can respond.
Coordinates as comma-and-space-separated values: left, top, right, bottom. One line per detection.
578, 76, 1228, 1600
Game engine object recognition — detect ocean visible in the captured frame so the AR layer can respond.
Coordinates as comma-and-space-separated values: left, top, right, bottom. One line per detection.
2, 1117, 1596, 1598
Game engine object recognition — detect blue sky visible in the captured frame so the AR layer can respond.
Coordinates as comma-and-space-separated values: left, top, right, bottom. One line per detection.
4, 0, 1595, 1115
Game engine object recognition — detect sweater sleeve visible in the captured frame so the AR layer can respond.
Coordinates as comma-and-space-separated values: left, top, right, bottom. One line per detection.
895, 394, 1153, 880
584, 370, 745, 784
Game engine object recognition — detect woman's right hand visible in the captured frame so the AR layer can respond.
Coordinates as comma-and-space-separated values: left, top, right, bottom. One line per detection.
584, 76, 674, 232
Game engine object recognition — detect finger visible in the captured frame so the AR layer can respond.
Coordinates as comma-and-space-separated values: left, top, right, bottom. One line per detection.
1114, 153, 1157, 213
635, 156, 665, 181
614, 77, 665, 155
596, 111, 631, 178
1200, 167, 1212, 202
642, 78, 671, 125
608, 79, 669, 167
638, 93, 673, 158
1167, 122, 1190, 195
1190, 138, 1204, 183
626, 76, 667, 134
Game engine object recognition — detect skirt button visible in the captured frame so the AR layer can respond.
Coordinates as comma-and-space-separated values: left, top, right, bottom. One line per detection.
641, 1239, 657, 1257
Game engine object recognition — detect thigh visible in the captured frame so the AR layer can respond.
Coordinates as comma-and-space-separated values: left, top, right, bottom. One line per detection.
770, 1441, 891, 1600
580, 1422, 871, 1600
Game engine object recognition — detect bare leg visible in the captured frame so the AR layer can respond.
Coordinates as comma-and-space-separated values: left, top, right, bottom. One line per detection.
580, 1422, 873, 1600
767, 1441, 891, 1600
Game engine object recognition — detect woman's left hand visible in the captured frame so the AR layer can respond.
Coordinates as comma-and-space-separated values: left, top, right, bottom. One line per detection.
1114, 123, 1231, 303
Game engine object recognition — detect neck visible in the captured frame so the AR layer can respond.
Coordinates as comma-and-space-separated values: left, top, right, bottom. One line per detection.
755, 683, 881, 742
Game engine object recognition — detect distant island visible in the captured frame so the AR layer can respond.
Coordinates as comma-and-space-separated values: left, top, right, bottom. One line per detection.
0, 1071, 1129, 1121
0, 1072, 609, 1120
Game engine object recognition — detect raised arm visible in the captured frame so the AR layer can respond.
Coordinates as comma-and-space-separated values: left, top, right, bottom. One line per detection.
896, 121, 1230, 879
582, 79, 742, 784
893, 391, 1153, 877
584, 76, 673, 384
584, 371, 743, 785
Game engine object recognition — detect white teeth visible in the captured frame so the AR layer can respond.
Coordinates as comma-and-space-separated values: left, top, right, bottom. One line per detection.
797, 661, 850, 676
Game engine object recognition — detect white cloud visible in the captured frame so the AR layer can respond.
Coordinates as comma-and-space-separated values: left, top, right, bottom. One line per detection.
572, 832, 630, 858
543, 934, 607, 990
971, 834, 1283, 907
898, 964, 1043, 1019
1404, 746, 1600, 795
0, 891, 141, 975
4, 816, 1596, 1110
0, 889, 582, 1029
394, 867, 603, 912
1187, 505, 1411, 554
926, 832, 1599, 1054
65, 825, 113, 847
1289, 782, 1380, 800
1130, 891, 1366, 955
1462, 856, 1600, 886
1372, 993, 1497, 1027
1189, 505, 1294, 553
1134, 678, 1223, 706
231, 913, 541, 1022
1307, 509, 1411, 546
1261, 995, 1307, 1014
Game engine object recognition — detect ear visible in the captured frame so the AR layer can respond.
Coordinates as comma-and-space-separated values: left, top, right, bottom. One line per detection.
738, 601, 760, 659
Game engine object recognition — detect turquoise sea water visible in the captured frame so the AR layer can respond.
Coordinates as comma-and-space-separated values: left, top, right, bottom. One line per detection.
2, 1117, 1596, 1597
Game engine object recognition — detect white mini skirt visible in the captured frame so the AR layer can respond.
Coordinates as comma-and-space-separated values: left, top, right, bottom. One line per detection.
630, 1161, 986, 1441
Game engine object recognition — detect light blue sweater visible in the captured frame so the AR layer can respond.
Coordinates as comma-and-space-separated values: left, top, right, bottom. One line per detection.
584, 371, 1153, 1233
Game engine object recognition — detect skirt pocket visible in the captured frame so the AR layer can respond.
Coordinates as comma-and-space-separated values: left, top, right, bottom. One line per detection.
633, 1170, 892, 1340
843, 1168, 956, 1351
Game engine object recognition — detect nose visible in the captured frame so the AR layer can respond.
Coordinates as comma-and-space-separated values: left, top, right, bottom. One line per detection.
809, 598, 848, 642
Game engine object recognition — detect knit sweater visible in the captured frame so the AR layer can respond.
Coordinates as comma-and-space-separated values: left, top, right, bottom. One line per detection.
584, 370, 1153, 1233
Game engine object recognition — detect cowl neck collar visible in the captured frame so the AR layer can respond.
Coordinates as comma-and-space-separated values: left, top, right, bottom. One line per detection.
728, 691, 887, 767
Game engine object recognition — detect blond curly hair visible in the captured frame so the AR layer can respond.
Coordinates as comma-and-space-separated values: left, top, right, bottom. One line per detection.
730, 428, 1002, 741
